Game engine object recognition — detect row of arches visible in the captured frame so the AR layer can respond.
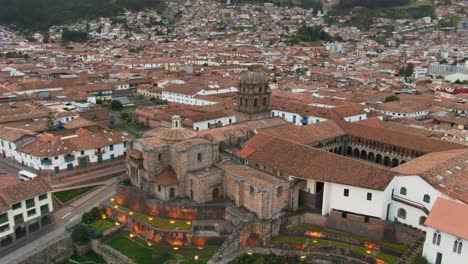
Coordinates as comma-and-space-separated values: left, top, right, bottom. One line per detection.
346, 147, 406, 167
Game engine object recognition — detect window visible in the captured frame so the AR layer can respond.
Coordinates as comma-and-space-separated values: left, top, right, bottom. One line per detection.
40, 204, 49, 215
341, 211, 347, 219
0, 224, 9, 232
38, 193, 47, 201
343, 189, 349, 197
12, 202, 21, 210
249, 186, 254, 195
109, 144, 114, 151
14, 214, 24, 225
397, 208, 406, 219
0, 213, 7, 224
27, 209, 36, 217
158, 185, 161, 192
400, 187, 407, 195
81, 151, 85, 155
197, 153, 203, 162
432, 232, 441, 245
26, 198, 35, 209
419, 216, 426, 225
158, 153, 162, 161
277, 186, 283, 197
453, 240, 463, 254
367, 193, 372, 201
423, 194, 430, 203
55, 156, 58, 160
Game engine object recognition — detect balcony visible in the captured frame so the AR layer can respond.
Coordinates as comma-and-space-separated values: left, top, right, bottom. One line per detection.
392, 194, 430, 215
64, 154, 75, 162
95, 149, 106, 155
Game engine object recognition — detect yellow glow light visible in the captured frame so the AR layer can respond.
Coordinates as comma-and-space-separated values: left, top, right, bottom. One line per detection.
114, 205, 118, 208
110, 198, 115, 202
169, 220, 176, 224
300, 255, 306, 259
129, 233, 135, 238
312, 240, 317, 243
148, 217, 153, 221
173, 247, 179, 250
247, 252, 253, 255
194, 255, 199, 260
147, 242, 152, 246
366, 250, 372, 254
186, 221, 191, 225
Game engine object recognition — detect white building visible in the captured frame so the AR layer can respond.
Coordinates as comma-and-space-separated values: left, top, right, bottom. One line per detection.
0, 175, 53, 248
422, 198, 467, 264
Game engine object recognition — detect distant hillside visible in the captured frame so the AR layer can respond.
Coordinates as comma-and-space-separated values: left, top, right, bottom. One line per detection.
334, 0, 412, 10
228, 0, 322, 11
0, 0, 164, 31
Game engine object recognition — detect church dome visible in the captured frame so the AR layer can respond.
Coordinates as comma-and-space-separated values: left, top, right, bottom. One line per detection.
146, 115, 197, 141
240, 72, 267, 85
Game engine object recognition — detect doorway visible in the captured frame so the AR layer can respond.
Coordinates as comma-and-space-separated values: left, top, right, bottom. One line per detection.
212, 188, 220, 200
435, 252, 442, 264
79, 157, 87, 168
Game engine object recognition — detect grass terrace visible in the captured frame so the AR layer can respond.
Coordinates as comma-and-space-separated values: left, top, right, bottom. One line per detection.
293, 225, 408, 252
112, 203, 192, 230
89, 217, 116, 232
231, 253, 365, 264
271, 234, 400, 264
107, 232, 217, 264
53, 185, 100, 204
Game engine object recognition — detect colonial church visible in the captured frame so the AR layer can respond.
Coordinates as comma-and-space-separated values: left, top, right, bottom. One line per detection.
124, 72, 467, 230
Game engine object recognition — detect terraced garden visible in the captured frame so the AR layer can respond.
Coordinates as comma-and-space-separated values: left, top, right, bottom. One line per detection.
106, 232, 218, 264
111, 203, 192, 230
269, 224, 409, 264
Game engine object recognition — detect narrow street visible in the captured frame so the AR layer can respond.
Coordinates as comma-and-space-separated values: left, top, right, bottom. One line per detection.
0, 180, 117, 264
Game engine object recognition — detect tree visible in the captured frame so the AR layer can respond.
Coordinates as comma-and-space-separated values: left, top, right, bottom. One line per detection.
96, 98, 103, 105
111, 100, 123, 111
71, 225, 90, 245
397, 63, 414, 82
46, 112, 56, 131
385, 95, 400, 102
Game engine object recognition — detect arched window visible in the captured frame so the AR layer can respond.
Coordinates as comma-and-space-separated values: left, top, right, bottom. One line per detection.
433, 232, 438, 244
157, 185, 161, 192
453, 239, 463, 254
244, 98, 248, 107
419, 216, 426, 225
277, 186, 283, 197
158, 153, 162, 161
262, 97, 267, 106
197, 153, 203, 162
254, 98, 258, 107
433, 232, 441, 245
249, 186, 254, 195
239, 98, 243, 106
400, 187, 407, 195
423, 194, 430, 203
437, 233, 441, 245
397, 208, 406, 219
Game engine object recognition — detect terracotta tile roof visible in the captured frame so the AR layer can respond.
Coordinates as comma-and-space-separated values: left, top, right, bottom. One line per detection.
0, 125, 36, 142
151, 166, 179, 187
425, 198, 468, 240
337, 120, 466, 153
63, 117, 99, 129
393, 148, 468, 203
0, 175, 51, 213
240, 133, 396, 190
260, 121, 345, 145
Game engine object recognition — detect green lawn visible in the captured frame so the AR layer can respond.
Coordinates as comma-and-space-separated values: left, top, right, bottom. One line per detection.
60, 251, 105, 264
114, 204, 192, 230
53, 185, 100, 204
89, 218, 115, 232
107, 232, 218, 264
107, 233, 155, 264
293, 225, 408, 252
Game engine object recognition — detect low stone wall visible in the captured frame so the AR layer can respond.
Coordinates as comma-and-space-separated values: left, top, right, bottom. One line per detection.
393, 222, 425, 245
325, 211, 391, 241
114, 185, 226, 220
94, 243, 135, 264
17, 234, 74, 264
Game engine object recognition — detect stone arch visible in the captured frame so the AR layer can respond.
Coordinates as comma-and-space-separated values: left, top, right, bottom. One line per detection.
400, 160, 406, 165
353, 148, 360, 158
347, 146, 353, 156
262, 97, 267, 106
254, 98, 258, 108
244, 98, 248, 107
15, 225, 27, 240
391, 158, 399, 168
0, 235, 13, 247
338, 146, 342, 155
383, 156, 391, 167
368, 152, 375, 162
41, 215, 52, 227
360, 150, 367, 160
376, 154, 383, 164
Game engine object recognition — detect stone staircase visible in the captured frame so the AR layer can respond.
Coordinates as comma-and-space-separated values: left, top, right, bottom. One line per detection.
397, 238, 424, 264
